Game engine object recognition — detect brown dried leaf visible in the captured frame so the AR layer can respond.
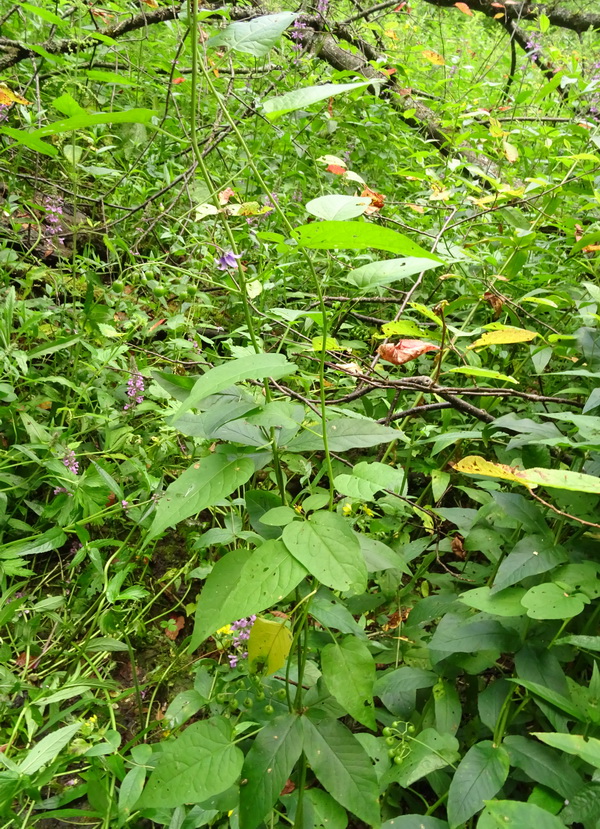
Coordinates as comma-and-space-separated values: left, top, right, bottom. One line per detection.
378, 339, 440, 366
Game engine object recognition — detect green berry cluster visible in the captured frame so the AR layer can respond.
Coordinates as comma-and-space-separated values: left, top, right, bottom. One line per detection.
383, 721, 416, 765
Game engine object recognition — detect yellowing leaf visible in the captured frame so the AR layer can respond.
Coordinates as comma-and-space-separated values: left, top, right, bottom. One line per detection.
468, 327, 537, 349
312, 336, 340, 351
454, 2, 473, 14
453, 456, 526, 486
454, 456, 600, 495
422, 50, 445, 66
0, 83, 30, 106
503, 140, 519, 163
247, 618, 292, 675
489, 117, 505, 138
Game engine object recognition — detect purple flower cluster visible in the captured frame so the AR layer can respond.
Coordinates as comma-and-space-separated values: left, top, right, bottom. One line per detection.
53, 486, 71, 496
290, 19, 308, 54
228, 616, 256, 668
124, 372, 145, 410
525, 33, 542, 62
43, 196, 65, 246
63, 450, 79, 475
316, 0, 329, 16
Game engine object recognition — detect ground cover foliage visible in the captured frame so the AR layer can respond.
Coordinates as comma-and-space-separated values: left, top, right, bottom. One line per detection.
1, 0, 600, 826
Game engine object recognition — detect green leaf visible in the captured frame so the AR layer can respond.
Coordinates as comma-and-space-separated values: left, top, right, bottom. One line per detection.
189, 549, 249, 651
286, 418, 404, 452
34, 108, 157, 137
208, 12, 297, 57
85, 69, 136, 85
1, 126, 57, 157
359, 536, 410, 573
20, 2, 64, 25
292, 221, 442, 260
555, 634, 600, 651
447, 741, 510, 828
245, 489, 284, 540
478, 800, 567, 829
503, 735, 583, 799
17, 723, 81, 775
137, 717, 243, 809
346, 257, 444, 291
321, 636, 376, 729
510, 678, 583, 721
521, 583, 588, 620
334, 461, 405, 500
264, 81, 377, 119
533, 731, 600, 768
433, 679, 462, 735
239, 714, 303, 829
447, 366, 518, 384
172, 353, 296, 421
458, 586, 527, 617
247, 617, 293, 675
302, 717, 380, 827
305, 194, 372, 221
375, 667, 437, 718
491, 536, 566, 593
282, 511, 367, 594
383, 728, 459, 788
381, 320, 428, 338
0, 527, 67, 560
145, 455, 254, 543
191, 540, 306, 648
382, 818, 448, 829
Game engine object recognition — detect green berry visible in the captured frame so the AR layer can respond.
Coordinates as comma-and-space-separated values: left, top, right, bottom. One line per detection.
153, 284, 168, 297
382, 727, 394, 738
256, 691, 265, 701
264, 704, 274, 715
394, 755, 404, 765
407, 724, 416, 734
276, 688, 287, 700
385, 736, 396, 746
111, 281, 125, 294
215, 693, 227, 703
244, 697, 253, 708
387, 748, 397, 758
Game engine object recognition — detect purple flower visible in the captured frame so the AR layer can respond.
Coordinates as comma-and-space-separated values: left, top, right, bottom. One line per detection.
62, 450, 79, 475
317, 0, 329, 16
226, 616, 256, 668
123, 371, 145, 410
217, 251, 241, 270
43, 196, 66, 246
54, 486, 71, 496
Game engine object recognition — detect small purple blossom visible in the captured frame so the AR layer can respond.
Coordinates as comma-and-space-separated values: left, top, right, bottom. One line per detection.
121, 500, 129, 508
123, 371, 145, 410
317, 0, 329, 16
54, 486, 69, 495
217, 251, 241, 270
62, 450, 79, 475
525, 33, 542, 62
227, 616, 256, 668
290, 19, 308, 55
43, 196, 66, 246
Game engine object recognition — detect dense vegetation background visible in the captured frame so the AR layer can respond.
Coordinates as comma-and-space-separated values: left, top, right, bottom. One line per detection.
1, 0, 600, 827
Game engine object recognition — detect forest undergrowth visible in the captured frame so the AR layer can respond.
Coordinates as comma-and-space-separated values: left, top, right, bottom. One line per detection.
1, 0, 600, 827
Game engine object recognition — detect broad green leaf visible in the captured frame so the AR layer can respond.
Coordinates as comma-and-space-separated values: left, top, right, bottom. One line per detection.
468, 327, 538, 349
382, 818, 448, 829
346, 257, 444, 290
447, 741, 509, 828
172, 353, 296, 421
0, 527, 66, 560
458, 586, 527, 617
375, 667, 437, 717
145, 455, 254, 543
191, 541, 306, 648
302, 717, 380, 827
282, 511, 367, 594
305, 195, 372, 221
433, 679, 462, 735
503, 735, 583, 799
478, 800, 567, 829
292, 221, 442, 260
245, 489, 284, 540
429, 614, 515, 658
334, 461, 405, 500
383, 728, 459, 788
208, 12, 297, 58
491, 535, 566, 593
359, 535, 410, 573
239, 714, 303, 829
555, 634, 600, 651
247, 617, 293, 674
118, 766, 146, 823
17, 723, 81, 775
85, 69, 136, 85
533, 732, 600, 768
447, 366, 518, 384
521, 583, 588, 620
1, 126, 57, 156
381, 320, 428, 338
321, 636, 376, 729
305, 789, 348, 829
286, 418, 404, 452
189, 549, 249, 651
264, 81, 377, 119
20, 2, 64, 24
34, 108, 157, 137
137, 717, 243, 809
510, 678, 582, 720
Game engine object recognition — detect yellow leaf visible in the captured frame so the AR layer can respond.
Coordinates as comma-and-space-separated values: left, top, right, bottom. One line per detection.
503, 140, 519, 163
468, 327, 537, 349
453, 456, 530, 487
0, 83, 30, 107
422, 49, 445, 66
493, 12, 505, 19
384, 29, 398, 40
247, 618, 292, 675
489, 117, 505, 138
430, 184, 451, 201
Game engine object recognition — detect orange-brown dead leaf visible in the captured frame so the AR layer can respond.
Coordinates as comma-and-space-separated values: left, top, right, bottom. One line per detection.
454, 2, 473, 15
483, 291, 503, 317
326, 164, 347, 175
378, 339, 440, 366
451, 535, 466, 559
361, 187, 385, 214
165, 615, 185, 641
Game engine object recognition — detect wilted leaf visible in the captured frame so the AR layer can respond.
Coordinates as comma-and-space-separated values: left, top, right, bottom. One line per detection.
454, 2, 473, 14
378, 339, 440, 366
468, 327, 538, 349
503, 140, 519, 163
422, 49, 445, 65
454, 455, 600, 494
0, 83, 29, 106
